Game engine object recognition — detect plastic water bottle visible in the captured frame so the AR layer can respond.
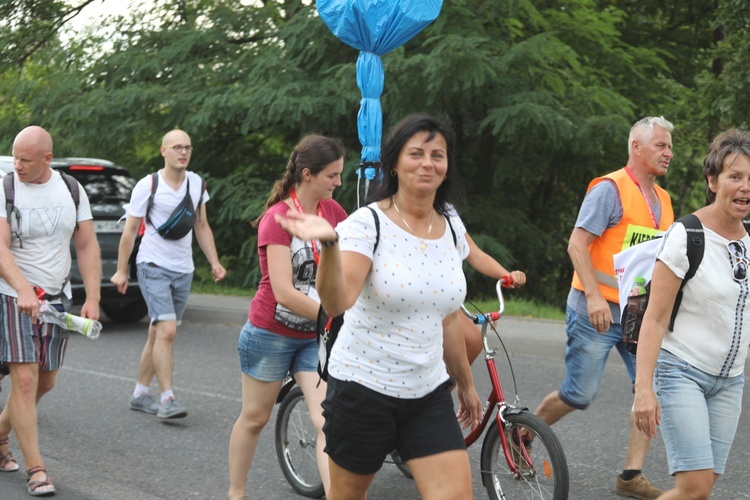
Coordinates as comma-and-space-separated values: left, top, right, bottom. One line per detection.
623, 276, 648, 353
627, 277, 648, 311
38, 305, 102, 339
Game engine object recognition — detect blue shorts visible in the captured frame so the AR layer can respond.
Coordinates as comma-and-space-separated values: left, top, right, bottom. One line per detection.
237, 321, 318, 382
0, 294, 69, 371
559, 305, 636, 409
137, 262, 193, 325
322, 376, 465, 475
655, 349, 744, 475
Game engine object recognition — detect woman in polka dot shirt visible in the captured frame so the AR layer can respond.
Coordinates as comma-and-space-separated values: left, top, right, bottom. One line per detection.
276, 113, 482, 500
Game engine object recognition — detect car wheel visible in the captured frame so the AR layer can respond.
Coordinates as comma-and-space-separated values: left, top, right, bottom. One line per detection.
102, 298, 149, 323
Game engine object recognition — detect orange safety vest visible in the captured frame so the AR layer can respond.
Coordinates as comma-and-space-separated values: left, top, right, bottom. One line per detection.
571, 168, 674, 303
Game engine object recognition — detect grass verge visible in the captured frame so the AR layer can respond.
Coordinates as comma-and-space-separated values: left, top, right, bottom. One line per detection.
192, 282, 565, 321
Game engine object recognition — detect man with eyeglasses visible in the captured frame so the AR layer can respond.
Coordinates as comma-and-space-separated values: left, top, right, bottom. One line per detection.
111, 129, 226, 420
0, 125, 101, 496
534, 116, 675, 499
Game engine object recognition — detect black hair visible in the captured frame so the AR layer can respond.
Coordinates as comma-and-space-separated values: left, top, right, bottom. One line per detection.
373, 113, 462, 216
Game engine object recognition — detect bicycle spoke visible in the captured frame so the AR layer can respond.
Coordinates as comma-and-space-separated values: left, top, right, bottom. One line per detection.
480, 413, 568, 500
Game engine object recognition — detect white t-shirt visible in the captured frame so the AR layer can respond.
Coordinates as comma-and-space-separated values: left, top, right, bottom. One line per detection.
0, 171, 93, 299
128, 170, 209, 273
329, 204, 468, 398
658, 222, 750, 377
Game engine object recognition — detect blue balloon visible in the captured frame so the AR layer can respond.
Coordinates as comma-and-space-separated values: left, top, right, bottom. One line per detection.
318, 0, 443, 56
318, 0, 443, 168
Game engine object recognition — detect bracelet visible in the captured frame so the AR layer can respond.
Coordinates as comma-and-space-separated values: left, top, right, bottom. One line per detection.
320, 233, 339, 248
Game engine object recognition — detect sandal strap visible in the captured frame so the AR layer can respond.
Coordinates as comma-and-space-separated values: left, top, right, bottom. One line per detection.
0, 451, 18, 470
27, 478, 55, 494
26, 465, 47, 479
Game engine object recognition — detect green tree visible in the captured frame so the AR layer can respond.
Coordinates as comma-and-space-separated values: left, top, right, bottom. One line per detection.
0, 0, 746, 306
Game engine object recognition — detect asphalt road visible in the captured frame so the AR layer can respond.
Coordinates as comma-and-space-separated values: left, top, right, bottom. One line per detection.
0, 294, 748, 499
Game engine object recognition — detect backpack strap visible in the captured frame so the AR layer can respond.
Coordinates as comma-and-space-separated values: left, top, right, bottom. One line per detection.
195, 178, 206, 222
445, 215, 457, 246
365, 206, 381, 253
4, 172, 76, 297
668, 213, 705, 331
145, 172, 158, 227
59, 172, 80, 231
146, 173, 205, 226
3, 173, 13, 223
316, 206, 381, 384
4, 171, 81, 239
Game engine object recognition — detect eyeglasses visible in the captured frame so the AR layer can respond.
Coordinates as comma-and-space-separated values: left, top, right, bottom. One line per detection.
728, 240, 748, 282
165, 145, 193, 153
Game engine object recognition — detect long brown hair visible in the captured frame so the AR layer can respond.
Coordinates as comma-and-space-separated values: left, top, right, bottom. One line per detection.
252, 133, 345, 227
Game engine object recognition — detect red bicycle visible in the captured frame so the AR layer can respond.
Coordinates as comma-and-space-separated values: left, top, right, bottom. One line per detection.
457, 277, 569, 499
275, 278, 569, 499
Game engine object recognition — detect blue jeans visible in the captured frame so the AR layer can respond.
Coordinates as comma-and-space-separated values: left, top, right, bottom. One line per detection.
559, 305, 636, 409
237, 321, 318, 382
656, 349, 744, 475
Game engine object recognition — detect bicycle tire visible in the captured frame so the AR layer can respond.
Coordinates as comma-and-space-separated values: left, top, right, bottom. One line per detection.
274, 386, 325, 498
480, 411, 569, 500
389, 450, 414, 480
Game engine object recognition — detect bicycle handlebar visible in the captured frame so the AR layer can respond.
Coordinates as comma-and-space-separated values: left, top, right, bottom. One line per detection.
460, 276, 512, 324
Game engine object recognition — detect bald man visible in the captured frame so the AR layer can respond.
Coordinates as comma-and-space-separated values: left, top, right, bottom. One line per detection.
112, 129, 225, 420
0, 125, 101, 496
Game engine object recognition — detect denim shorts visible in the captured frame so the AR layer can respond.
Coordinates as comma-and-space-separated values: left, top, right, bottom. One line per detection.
0, 294, 69, 370
655, 349, 744, 475
322, 376, 466, 475
137, 262, 193, 325
559, 305, 636, 409
237, 321, 318, 382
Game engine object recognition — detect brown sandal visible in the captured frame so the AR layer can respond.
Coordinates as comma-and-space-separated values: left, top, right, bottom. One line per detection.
26, 465, 56, 497
0, 437, 19, 472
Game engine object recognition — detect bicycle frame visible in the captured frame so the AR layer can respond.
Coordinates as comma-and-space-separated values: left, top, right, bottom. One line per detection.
461, 278, 530, 478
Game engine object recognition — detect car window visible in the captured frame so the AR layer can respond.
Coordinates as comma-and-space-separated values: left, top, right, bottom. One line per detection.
63, 171, 135, 204
0, 158, 13, 176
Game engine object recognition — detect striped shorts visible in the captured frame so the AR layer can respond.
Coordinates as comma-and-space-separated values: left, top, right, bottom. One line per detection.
0, 294, 69, 371
136, 262, 193, 325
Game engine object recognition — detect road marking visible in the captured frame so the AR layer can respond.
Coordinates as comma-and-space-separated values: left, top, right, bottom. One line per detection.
62, 365, 243, 402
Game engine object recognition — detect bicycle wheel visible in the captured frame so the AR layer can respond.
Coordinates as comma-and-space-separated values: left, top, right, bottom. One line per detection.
388, 450, 414, 479
480, 411, 569, 500
275, 386, 325, 498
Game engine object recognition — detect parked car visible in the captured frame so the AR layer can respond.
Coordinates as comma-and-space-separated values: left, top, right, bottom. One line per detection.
0, 155, 147, 323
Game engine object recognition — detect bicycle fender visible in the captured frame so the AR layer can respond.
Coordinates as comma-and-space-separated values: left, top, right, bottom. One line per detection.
276, 376, 297, 404
502, 406, 529, 417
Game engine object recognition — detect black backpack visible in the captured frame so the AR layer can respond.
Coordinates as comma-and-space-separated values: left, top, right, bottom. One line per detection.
316, 206, 457, 382
621, 213, 704, 353
3, 171, 80, 299
4, 171, 80, 235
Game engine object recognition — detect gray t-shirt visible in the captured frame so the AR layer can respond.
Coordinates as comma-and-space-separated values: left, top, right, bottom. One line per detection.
567, 180, 662, 321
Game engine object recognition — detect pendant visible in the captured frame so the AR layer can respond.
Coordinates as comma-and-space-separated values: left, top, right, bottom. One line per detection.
420, 242, 427, 252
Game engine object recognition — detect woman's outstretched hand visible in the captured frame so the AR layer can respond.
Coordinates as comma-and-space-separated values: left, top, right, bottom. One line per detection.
275, 210, 337, 241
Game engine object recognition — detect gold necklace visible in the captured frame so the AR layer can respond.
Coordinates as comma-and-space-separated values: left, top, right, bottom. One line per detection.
392, 197, 434, 252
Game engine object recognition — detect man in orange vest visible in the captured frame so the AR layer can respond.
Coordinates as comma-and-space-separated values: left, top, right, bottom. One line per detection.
535, 117, 674, 499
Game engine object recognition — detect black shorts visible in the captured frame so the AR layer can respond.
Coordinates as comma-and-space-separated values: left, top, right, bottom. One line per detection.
322, 376, 467, 475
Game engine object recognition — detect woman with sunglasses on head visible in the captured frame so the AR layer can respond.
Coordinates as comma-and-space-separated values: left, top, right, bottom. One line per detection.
634, 129, 750, 499
276, 113, 482, 500
226, 134, 347, 500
